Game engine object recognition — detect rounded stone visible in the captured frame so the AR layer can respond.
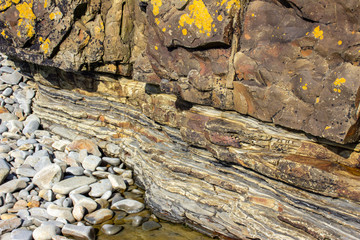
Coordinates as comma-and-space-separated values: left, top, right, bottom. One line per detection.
101, 224, 123, 235
141, 220, 162, 231
111, 199, 145, 214
32, 224, 59, 240
84, 208, 114, 225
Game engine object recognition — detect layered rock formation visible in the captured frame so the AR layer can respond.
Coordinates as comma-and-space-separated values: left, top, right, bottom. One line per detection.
1, 0, 360, 239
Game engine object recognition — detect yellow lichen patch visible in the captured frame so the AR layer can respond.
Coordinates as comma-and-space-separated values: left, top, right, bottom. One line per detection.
182, 28, 187, 35
325, 126, 331, 130
0, 0, 12, 11
221, 0, 241, 13
315, 97, 320, 104
44, 0, 48, 8
333, 77, 346, 93
154, 46, 158, 50
313, 26, 323, 40
251, 13, 255, 17
39, 37, 50, 54
151, 0, 162, 16
302, 83, 308, 90
12, 0, 20, 4
155, 18, 160, 25
217, 15, 223, 22
162, 27, 166, 32
16, 1, 36, 38
179, 0, 213, 35
338, 40, 342, 45
1, 30, 8, 39
49, 11, 62, 20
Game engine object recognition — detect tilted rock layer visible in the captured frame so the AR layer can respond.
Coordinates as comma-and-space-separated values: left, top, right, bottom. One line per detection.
2, 0, 360, 239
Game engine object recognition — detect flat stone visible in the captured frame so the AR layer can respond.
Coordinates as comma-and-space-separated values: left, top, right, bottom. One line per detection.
111, 199, 144, 214
23, 119, 40, 135
29, 207, 56, 220
0, 179, 26, 194
33, 224, 60, 240
0, 158, 10, 184
33, 164, 63, 189
82, 155, 102, 171
108, 174, 127, 191
84, 209, 114, 225
141, 220, 162, 231
66, 139, 101, 157
52, 176, 96, 195
65, 166, 84, 176
11, 228, 33, 240
72, 204, 86, 222
0, 71, 22, 85
0, 144, 11, 153
47, 204, 75, 223
39, 189, 54, 202
52, 140, 71, 151
89, 179, 112, 197
2, 88, 12, 97
69, 185, 91, 195
101, 224, 123, 235
33, 157, 52, 172
62, 224, 95, 240
0, 66, 15, 74
102, 157, 120, 166
0, 113, 17, 122
16, 165, 37, 177
70, 194, 97, 213
0, 217, 22, 233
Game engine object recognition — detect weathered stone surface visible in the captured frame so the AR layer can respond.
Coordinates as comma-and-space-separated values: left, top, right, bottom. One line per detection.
52, 176, 96, 195
30, 77, 360, 239
33, 164, 63, 189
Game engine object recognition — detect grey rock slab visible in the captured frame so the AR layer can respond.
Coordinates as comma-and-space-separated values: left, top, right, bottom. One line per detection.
32, 224, 59, 240
52, 176, 96, 195
108, 174, 127, 191
62, 224, 95, 240
11, 228, 33, 240
33, 164, 63, 190
0, 217, 22, 233
47, 204, 75, 223
82, 155, 102, 171
101, 224, 123, 235
102, 157, 120, 166
89, 179, 112, 198
0, 158, 10, 184
0, 71, 22, 85
111, 199, 145, 214
141, 221, 162, 231
0, 179, 26, 194
84, 209, 114, 225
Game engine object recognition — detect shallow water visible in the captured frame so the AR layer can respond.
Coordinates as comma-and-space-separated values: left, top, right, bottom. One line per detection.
98, 221, 214, 240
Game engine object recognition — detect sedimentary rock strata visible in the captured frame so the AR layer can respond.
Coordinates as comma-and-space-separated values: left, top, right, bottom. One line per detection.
1, 0, 360, 239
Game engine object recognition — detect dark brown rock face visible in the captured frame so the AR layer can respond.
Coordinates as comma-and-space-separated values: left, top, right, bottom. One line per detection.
2, 0, 360, 239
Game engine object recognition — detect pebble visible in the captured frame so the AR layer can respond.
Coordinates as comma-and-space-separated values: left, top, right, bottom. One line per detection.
102, 156, 120, 166
108, 174, 127, 191
66, 139, 101, 157
70, 194, 97, 213
52, 140, 71, 151
72, 204, 86, 222
0, 71, 22, 85
84, 208, 114, 225
111, 199, 145, 213
101, 224, 124, 235
0, 179, 27, 194
62, 224, 95, 240
11, 228, 33, 240
142, 220, 162, 231
52, 176, 96, 195
82, 155, 102, 171
2, 87, 12, 97
33, 164, 63, 189
0, 158, 10, 183
65, 166, 84, 176
89, 179, 112, 197
33, 224, 60, 240
0, 217, 22, 233
47, 204, 75, 223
